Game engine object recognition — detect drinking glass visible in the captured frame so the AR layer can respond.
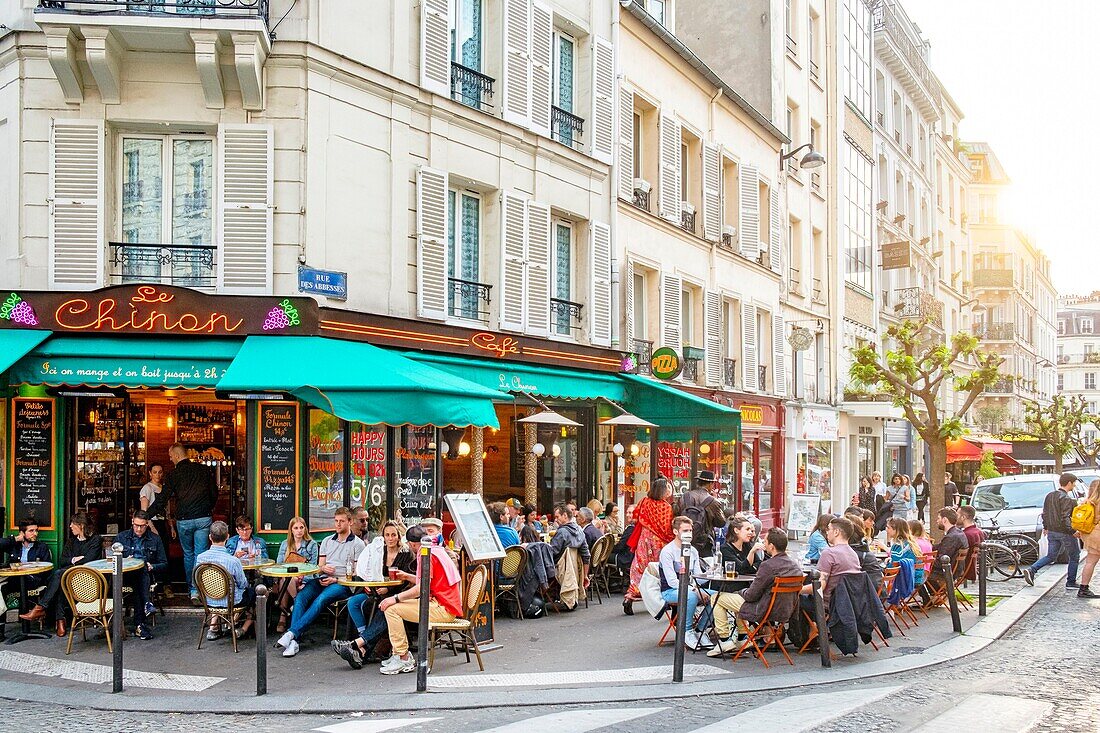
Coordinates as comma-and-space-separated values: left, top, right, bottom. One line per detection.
724, 561, 736, 580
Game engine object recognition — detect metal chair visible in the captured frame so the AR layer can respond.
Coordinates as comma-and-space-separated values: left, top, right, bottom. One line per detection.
428, 564, 488, 671
61, 566, 113, 655
495, 545, 528, 619
730, 576, 804, 668
194, 563, 242, 653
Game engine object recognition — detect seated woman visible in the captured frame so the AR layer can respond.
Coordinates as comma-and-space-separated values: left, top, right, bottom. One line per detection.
273, 516, 319, 634
806, 514, 832, 562
603, 503, 623, 536
882, 517, 924, 585
523, 504, 545, 534
720, 517, 764, 575
519, 524, 543, 545
18, 512, 103, 637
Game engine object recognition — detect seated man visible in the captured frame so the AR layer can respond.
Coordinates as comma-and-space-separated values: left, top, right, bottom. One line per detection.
800, 516, 862, 610
956, 505, 983, 581
1, 518, 53, 629
927, 507, 967, 594
548, 503, 591, 610
659, 515, 712, 649
114, 510, 167, 641
275, 507, 365, 657
225, 515, 270, 560
709, 527, 802, 656
488, 502, 520, 548
195, 520, 254, 639
577, 507, 604, 551
19, 512, 102, 636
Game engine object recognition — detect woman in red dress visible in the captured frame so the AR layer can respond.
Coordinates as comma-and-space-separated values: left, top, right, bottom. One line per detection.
623, 477, 674, 615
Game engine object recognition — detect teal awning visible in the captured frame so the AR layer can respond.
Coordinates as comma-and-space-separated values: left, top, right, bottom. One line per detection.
620, 374, 741, 433
218, 336, 509, 428
0, 329, 50, 374
403, 351, 628, 401
9, 335, 242, 388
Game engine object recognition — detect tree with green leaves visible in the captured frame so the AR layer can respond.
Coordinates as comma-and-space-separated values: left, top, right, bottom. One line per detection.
850, 319, 1003, 532
1005, 394, 1089, 474
1070, 411, 1100, 470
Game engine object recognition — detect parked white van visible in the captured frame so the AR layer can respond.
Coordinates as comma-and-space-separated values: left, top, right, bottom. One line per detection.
970, 474, 1061, 539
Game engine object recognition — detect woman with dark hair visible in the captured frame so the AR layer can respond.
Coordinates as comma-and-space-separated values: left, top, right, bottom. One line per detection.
522, 504, 544, 533
17, 512, 103, 636
885, 473, 911, 520
519, 524, 542, 544
912, 472, 929, 522
603, 502, 622, 535
720, 516, 764, 575
857, 476, 877, 513
623, 477, 674, 615
806, 514, 832, 562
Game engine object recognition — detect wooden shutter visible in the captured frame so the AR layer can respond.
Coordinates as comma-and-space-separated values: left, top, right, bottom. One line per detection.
590, 221, 612, 346
618, 87, 635, 201
502, 0, 531, 128
739, 164, 760, 261
500, 191, 528, 332
525, 200, 551, 337
659, 272, 682, 348
529, 1, 553, 138
415, 166, 449, 320
769, 185, 782, 272
773, 312, 787, 396
701, 142, 722, 242
419, 0, 451, 97
590, 36, 615, 164
49, 119, 104, 289
623, 256, 635, 347
742, 302, 758, 390
218, 123, 273, 294
704, 290, 722, 386
657, 113, 681, 223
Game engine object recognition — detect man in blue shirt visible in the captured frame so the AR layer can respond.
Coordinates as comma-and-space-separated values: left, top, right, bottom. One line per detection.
489, 502, 520, 548
195, 521, 253, 640
225, 515, 269, 560
115, 510, 167, 640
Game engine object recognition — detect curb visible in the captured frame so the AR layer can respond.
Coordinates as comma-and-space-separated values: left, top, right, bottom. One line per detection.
0, 568, 1067, 714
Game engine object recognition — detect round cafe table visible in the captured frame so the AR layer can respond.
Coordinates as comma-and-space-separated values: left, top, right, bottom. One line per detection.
337, 578, 403, 631
260, 563, 320, 627
85, 558, 146, 574
0, 561, 54, 644
690, 573, 756, 657
241, 558, 276, 572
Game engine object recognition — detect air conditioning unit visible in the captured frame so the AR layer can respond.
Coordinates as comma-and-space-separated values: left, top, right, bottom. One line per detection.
633, 178, 652, 194
681, 202, 696, 215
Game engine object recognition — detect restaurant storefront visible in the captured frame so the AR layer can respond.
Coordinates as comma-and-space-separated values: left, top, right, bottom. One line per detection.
788, 405, 840, 515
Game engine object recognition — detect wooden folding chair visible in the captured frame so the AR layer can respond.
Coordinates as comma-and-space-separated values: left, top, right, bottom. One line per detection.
954, 552, 977, 611
730, 576, 803, 669
879, 565, 909, 636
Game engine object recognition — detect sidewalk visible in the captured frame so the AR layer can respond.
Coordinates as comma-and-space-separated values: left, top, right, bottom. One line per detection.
0, 561, 1066, 714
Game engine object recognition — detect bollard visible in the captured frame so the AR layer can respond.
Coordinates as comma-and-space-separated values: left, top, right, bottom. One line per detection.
111, 543, 124, 694
977, 544, 987, 617
255, 584, 268, 696
672, 539, 690, 683
942, 555, 962, 633
810, 570, 831, 668
416, 544, 431, 693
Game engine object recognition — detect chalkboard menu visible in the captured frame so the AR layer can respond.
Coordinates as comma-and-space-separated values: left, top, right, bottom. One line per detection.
396, 426, 437, 523
257, 402, 299, 533
10, 397, 56, 530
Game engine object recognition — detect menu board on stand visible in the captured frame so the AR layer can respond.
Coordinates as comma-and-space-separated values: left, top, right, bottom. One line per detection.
257, 402, 299, 533
10, 397, 56, 530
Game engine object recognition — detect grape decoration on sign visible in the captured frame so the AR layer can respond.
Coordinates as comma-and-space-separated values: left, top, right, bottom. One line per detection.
262, 299, 302, 331
0, 293, 39, 326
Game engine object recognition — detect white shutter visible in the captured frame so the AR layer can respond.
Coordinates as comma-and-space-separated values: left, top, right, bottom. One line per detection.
502, 0, 531, 128
48, 119, 104, 289
742, 302, 758, 391
659, 272, 682, 348
769, 185, 782, 272
500, 191, 528, 332
773, 312, 787, 396
218, 124, 273, 294
657, 113, 682, 223
419, 0, 451, 97
525, 201, 551, 337
623, 257, 635, 347
704, 290, 722, 387
529, 1, 553, 137
590, 36, 615, 164
618, 87, 635, 201
590, 221, 612, 346
415, 166, 449, 321
739, 164, 760, 261
702, 143, 722, 242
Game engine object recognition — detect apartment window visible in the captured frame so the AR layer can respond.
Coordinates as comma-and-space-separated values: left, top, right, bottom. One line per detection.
551, 222, 574, 335
681, 140, 690, 202
632, 111, 642, 178
1086, 373, 1097, 391
1058, 320, 1066, 335
785, 0, 797, 51
1058, 373, 1064, 392
843, 0, 872, 119
808, 11, 820, 78
649, 0, 667, 27
1086, 344, 1095, 355
632, 271, 647, 341
447, 189, 481, 320
843, 138, 874, 292
449, 0, 484, 108
681, 288, 693, 346
1084, 319, 1095, 335
978, 194, 996, 223
553, 31, 576, 147
119, 135, 214, 286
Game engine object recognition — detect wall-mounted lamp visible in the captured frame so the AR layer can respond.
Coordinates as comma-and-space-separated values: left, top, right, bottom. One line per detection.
779, 143, 826, 170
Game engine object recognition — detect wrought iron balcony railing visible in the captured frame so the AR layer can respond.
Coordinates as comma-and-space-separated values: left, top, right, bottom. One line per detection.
179, 189, 209, 214
680, 209, 696, 234
632, 338, 653, 376
973, 322, 1016, 341
895, 286, 944, 328
984, 377, 1014, 395
973, 268, 1014, 288
632, 188, 651, 212
723, 358, 737, 388
109, 241, 217, 288
809, 60, 820, 82
681, 357, 698, 382
448, 277, 492, 321
551, 106, 584, 150
758, 364, 768, 391
873, 0, 936, 95
550, 297, 583, 333
37, 0, 268, 21
450, 62, 494, 113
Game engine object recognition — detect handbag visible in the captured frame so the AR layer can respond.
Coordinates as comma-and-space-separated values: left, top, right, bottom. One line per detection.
284, 549, 308, 565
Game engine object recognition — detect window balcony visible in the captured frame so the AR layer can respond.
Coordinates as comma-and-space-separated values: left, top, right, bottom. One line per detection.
894, 287, 943, 328
723, 358, 737, 389
632, 188, 651, 212
549, 297, 583, 334
973, 322, 1016, 341
109, 241, 217, 289
973, 268, 1013, 288
551, 106, 584, 150
984, 377, 1014, 395
448, 277, 492, 322
450, 61, 494, 113
758, 364, 768, 391
680, 209, 696, 234
631, 339, 653, 376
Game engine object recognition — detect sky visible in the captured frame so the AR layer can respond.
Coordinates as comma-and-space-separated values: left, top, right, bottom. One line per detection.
904, 0, 1099, 297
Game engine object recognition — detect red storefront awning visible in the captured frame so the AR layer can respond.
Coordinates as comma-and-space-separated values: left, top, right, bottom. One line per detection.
946, 438, 1014, 463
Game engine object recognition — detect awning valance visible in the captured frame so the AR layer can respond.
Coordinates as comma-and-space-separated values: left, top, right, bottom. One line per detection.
620, 374, 740, 432
0, 329, 50, 374
946, 437, 1014, 463
219, 336, 509, 428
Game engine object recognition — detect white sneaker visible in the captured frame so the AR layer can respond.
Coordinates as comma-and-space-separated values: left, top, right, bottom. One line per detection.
683, 629, 700, 648
380, 653, 405, 669
281, 639, 299, 658
380, 654, 416, 675
275, 631, 294, 650
696, 630, 716, 648
706, 635, 741, 657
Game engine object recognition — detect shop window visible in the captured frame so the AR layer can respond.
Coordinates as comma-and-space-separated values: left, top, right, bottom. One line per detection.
797, 441, 833, 506
758, 438, 774, 512
741, 439, 756, 513
396, 426, 439, 524
308, 410, 345, 531
656, 437, 692, 496
698, 436, 737, 509
857, 434, 877, 480
617, 429, 652, 510
350, 423, 388, 530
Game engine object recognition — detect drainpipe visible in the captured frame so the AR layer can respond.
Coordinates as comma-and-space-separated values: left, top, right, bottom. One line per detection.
610, 0, 623, 351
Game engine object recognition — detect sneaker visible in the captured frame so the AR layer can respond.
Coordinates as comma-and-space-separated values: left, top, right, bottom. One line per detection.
695, 630, 716, 649
331, 640, 363, 670
206, 628, 222, 641
136, 624, 153, 641
706, 635, 740, 657
1066, 581, 1080, 590
281, 639, 299, 658
380, 653, 405, 669
380, 654, 416, 675
190, 592, 201, 606
275, 631, 294, 650
144, 601, 156, 618
1021, 568, 1034, 586
683, 629, 701, 649
1077, 585, 1098, 599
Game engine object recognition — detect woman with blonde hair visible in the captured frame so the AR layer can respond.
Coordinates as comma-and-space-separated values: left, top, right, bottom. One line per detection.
884, 517, 924, 584
1076, 479, 1100, 599
274, 516, 319, 633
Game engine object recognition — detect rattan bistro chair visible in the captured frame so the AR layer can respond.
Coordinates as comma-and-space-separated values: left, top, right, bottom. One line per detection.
194, 563, 243, 653
61, 565, 113, 655
495, 545, 528, 619
429, 564, 488, 672
587, 534, 615, 602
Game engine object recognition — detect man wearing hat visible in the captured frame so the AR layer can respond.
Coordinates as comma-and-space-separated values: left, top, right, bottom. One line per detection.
675, 470, 727, 556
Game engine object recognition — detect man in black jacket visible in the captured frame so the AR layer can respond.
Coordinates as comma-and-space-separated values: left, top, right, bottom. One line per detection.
147, 443, 218, 604
115, 510, 167, 640
675, 471, 727, 556
1023, 473, 1081, 589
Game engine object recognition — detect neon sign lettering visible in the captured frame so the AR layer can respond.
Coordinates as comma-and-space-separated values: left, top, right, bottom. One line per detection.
470, 332, 520, 359
54, 286, 244, 334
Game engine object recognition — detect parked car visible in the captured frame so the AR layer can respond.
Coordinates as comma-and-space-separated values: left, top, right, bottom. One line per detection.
971, 473, 1062, 540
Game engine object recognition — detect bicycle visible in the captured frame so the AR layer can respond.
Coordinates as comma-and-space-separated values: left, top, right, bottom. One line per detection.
979, 514, 1040, 581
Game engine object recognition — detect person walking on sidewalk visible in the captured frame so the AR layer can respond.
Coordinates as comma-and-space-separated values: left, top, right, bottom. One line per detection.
1022, 472, 1081, 590
1073, 479, 1100, 599
147, 443, 219, 604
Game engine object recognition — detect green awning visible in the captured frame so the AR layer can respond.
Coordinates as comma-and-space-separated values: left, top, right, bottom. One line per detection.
9, 335, 242, 388
621, 374, 741, 433
0, 329, 50, 374
218, 336, 509, 428
404, 351, 628, 401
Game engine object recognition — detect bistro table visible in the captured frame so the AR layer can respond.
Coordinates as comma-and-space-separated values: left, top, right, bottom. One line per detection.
260, 563, 320, 630
86, 558, 146, 574
241, 558, 277, 572
337, 578, 403, 631
0, 561, 54, 644
691, 573, 756, 658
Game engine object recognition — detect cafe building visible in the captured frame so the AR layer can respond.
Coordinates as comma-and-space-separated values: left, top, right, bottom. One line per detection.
1, 284, 738, 577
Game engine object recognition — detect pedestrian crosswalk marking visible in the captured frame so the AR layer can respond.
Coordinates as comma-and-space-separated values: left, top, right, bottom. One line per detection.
685, 685, 902, 733
910, 694, 1052, 733
0, 649, 223, 691
428, 664, 726, 688
313, 717, 440, 733
472, 707, 665, 733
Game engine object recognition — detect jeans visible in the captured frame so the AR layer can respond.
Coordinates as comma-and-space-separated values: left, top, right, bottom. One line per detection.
661, 586, 706, 631
288, 579, 352, 639
347, 593, 388, 646
177, 516, 213, 594
1030, 530, 1080, 584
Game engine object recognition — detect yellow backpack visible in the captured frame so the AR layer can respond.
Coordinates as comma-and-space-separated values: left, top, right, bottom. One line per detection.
1071, 502, 1097, 534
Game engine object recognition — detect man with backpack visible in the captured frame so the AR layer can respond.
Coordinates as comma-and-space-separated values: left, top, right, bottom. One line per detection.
1022, 472, 1081, 590
675, 471, 727, 556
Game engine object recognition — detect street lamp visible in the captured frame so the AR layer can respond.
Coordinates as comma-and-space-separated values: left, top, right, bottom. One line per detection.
780, 143, 826, 170
961, 298, 987, 319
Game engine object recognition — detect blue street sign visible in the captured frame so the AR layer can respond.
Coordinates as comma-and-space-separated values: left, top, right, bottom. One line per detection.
297, 267, 348, 300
